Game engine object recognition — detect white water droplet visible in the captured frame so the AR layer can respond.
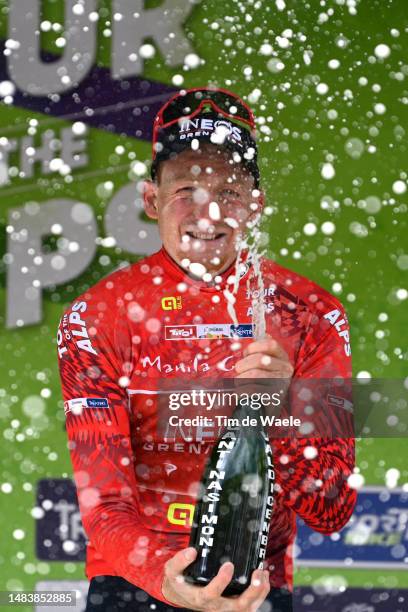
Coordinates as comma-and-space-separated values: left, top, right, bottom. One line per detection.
303, 222, 317, 236
260, 43, 273, 56
189, 262, 206, 278
72, 121, 86, 136
172, 74, 184, 86
345, 138, 364, 159
193, 188, 209, 205
357, 371, 371, 382
267, 58, 285, 73
321, 162, 335, 180
184, 53, 201, 69
316, 83, 329, 95
224, 217, 239, 229
0, 80, 15, 97
71, 202, 93, 224
328, 59, 340, 69
364, 196, 382, 214
374, 103, 386, 115
22, 396, 45, 418
396, 255, 408, 271
392, 180, 406, 194
374, 44, 391, 59
13, 529, 25, 540
209, 201, 221, 221
321, 221, 336, 235
304, 446, 318, 459
139, 44, 155, 59
385, 468, 400, 488
131, 161, 147, 177
347, 473, 365, 490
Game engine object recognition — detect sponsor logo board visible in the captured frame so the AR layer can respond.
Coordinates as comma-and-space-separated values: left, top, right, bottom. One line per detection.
292, 587, 407, 612
296, 487, 408, 568
36, 479, 86, 562
165, 324, 254, 340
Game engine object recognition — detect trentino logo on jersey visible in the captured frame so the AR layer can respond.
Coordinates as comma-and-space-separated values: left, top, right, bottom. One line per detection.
230, 324, 253, 338
165, 324, 254, 340
64, 397, 110, 415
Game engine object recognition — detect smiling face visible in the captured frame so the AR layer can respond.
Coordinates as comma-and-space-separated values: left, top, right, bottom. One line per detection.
144, 143, 263, 279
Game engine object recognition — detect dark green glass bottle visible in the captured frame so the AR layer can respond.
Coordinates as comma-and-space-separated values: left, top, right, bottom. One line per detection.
184, 404, 274, 596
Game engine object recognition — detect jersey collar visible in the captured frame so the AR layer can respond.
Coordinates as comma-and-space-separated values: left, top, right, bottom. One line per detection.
158, 246, 252, 292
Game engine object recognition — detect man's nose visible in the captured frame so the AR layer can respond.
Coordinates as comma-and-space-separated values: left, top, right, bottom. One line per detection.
192, 190, 222, 222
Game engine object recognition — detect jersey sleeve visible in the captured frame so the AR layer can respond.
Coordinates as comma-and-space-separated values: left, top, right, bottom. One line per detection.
57, 288, 175, 603
272, 295, 357, 534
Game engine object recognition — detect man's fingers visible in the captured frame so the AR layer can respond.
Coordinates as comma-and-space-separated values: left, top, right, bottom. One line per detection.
244, 337, 289, 362
164, 547, 197, 581
235, 569, 270, 610
235, 353, 294, 376
199, 561, 234, 602
163, 554, 270, 611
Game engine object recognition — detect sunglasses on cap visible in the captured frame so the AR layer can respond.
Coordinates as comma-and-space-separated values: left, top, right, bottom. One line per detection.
152, 87, 257, 161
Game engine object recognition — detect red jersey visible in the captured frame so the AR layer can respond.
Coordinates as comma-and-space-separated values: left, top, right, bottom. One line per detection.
57, 247, 356, 603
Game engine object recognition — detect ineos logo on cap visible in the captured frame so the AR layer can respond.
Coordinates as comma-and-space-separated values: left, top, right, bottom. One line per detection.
179, 118, 242, 143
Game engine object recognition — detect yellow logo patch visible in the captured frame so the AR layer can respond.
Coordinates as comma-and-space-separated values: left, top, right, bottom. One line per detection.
161, 296, 182, 311
167, 503, 194, 526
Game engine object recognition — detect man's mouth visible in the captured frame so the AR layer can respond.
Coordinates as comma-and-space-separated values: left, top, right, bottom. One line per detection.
185, 231, 227, 241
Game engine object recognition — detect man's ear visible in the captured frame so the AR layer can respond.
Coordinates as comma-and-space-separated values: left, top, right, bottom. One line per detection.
248, 187, 265, 222
143, 179, 159, 220
257, 189, 265, 213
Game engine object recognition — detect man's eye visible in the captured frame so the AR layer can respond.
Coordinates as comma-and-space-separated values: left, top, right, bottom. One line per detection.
221, 190, 241, 198
176, 186, 194, 194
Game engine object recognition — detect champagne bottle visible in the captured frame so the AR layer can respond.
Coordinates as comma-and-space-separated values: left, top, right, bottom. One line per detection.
184, 403, 275, 596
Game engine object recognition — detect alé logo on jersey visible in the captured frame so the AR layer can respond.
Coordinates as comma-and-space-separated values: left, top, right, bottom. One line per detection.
165, 323, 254, 340
167, 503, 194, 527
161, 296, 182, 311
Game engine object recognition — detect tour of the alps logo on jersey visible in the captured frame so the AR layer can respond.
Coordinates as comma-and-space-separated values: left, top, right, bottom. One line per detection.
64, 397, 110, 415
323, 308, 352, 356
57, 301, 98, 358
246, 285, 276, 317
165, 323, 254, 340
161, 296, 182, 311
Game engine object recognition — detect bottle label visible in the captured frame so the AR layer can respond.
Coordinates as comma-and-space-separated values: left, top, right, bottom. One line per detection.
258, 435, 275, 563
199, 433, 237, 558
